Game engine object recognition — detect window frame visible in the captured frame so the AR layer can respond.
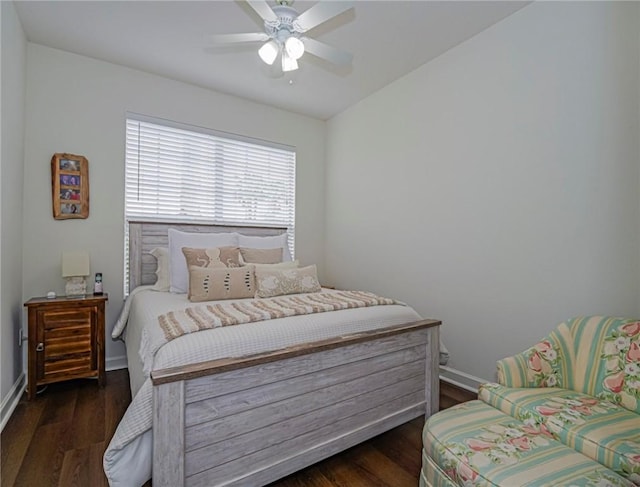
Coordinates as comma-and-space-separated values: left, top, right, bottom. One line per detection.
123, 113, 296, 294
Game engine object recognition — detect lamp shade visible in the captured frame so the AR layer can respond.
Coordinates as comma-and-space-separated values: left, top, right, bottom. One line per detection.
62, 251, 90, 277
282, 50, 298, 72
258, 40, 279, 65
284, 37, 304, 60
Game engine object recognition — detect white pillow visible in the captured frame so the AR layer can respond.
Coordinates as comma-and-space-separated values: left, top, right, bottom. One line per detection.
238, 233, 292, 262
149, 247, 170, 292
168, 229, 239, 293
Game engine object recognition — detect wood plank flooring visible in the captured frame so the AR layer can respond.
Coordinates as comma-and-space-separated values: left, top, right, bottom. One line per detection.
1, 370, 476, 487
1, 370, 130, 487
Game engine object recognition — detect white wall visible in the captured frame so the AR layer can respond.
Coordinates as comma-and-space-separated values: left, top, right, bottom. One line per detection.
325, 2, 640, 385
24, 44, 326, 366
1, 0, 27, 418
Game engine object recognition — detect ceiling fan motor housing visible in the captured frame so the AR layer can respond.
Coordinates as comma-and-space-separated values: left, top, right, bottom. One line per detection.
266, 5, 302, 44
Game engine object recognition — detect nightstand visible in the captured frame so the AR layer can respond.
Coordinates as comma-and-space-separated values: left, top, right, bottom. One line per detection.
24, 294, 108, 400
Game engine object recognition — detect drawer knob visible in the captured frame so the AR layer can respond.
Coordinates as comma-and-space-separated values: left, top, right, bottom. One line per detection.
36, 342, 44, 352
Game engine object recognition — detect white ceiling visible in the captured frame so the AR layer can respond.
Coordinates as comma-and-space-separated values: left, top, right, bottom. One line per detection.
14, 0, 528, 120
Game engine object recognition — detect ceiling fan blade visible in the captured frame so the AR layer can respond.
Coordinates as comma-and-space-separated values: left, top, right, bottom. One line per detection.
247, 0, 278, 22
208, 32, 269, 45
295, 2, 353, 32
303, 37, 352, 66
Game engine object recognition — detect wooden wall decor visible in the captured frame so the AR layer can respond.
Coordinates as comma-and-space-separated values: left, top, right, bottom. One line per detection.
51, 153, 89, 220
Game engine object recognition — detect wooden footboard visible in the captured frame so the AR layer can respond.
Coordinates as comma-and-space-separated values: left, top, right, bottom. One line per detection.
151, 319, 440, 487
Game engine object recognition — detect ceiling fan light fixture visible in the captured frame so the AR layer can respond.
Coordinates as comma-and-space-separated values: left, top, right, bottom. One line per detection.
209, 1, 354, 73
282, 50, 298, 72
284, 36, 304, 60
258, 40, 279, 65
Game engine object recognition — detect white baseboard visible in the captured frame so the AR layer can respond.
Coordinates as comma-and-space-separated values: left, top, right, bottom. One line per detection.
106, 355, 128, 371
1, 372, 25, 433
439, 366, 488, 393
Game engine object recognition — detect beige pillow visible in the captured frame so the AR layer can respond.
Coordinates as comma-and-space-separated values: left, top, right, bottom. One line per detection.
150, 247, 170, 292
181, 247, 227, 270
218, 246, 241, 268
240, 247, 283, 264
255, 265, 321, 298
188, 265, 256, 302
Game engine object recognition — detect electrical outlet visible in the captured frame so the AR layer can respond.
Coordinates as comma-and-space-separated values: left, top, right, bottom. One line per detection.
18, 327, 23, 347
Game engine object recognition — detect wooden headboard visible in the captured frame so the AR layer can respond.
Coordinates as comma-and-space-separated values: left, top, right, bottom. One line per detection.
128, 221, 288, 291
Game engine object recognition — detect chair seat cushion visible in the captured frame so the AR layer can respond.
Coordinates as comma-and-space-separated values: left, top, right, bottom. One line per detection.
423, 400, 634, 487
479, 384, 640, 485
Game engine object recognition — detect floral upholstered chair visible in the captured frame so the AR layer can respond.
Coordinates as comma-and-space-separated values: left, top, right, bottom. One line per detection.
479, 316, 640, 485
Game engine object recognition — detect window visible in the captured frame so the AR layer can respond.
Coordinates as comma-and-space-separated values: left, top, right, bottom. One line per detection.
124, 114, 296, 292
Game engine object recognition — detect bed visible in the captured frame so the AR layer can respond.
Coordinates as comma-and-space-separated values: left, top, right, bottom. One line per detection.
103, 221, 441, 487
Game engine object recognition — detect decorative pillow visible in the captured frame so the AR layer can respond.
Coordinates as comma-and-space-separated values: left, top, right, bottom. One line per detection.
188, 265, 256, 302
150, 247, 170, 292
240, 247, 283, 264
255, 264, 321, 298
181, 247, 226, 270
217, 246, 241, 268
238, 233, 292, 262
168, 229, 239, 293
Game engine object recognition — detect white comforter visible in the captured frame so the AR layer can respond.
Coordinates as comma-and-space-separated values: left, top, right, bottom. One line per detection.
103, 287, 423, 487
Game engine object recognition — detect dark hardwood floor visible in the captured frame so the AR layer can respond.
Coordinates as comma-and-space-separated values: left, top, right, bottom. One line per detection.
1, 370, 476, 487
1, 370, 130, 487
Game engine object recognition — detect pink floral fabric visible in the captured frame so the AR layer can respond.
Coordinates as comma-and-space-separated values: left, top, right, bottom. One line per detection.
525, 338, 563, 387
601, 321, 640, 412
479, 385, 640, 484
438, 421, 554, 485
424, 400, 635, 487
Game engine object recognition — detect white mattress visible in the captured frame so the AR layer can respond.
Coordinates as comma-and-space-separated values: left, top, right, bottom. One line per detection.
103, 287, 423, 487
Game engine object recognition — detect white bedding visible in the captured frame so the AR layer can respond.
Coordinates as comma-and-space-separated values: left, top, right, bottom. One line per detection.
103, 287, 423, 487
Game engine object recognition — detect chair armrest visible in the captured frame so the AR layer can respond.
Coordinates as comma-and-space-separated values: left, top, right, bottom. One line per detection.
497, 353, 532, 388
497, 338, 564, 388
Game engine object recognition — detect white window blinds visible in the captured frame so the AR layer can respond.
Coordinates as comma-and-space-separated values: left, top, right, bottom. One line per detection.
125, 116, 296, 232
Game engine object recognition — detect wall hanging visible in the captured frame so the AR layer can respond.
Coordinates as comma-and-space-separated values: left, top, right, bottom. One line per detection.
51, 153, 89, 219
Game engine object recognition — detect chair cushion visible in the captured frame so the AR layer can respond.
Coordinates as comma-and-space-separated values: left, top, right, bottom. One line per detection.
479, 384, 640, 484
423, 400, 635, 487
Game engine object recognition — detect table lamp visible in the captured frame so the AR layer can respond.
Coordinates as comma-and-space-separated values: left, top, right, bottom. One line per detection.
62, 251, 90, 296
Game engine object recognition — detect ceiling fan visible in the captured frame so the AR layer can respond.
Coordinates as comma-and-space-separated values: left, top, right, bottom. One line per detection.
208, 0, 354, 73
